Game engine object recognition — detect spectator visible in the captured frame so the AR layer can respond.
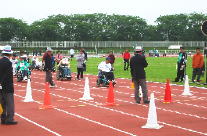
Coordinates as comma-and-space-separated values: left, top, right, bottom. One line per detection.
130, 48, 149, 104
0, 45, 18, 125
80, 48, 87, 71
123, 49, 130, 71
42, 47, 55, 87
69, 48, 75, 59
76, 50, 85, 80
174, 47, 187, 82
192, 48, 204, 82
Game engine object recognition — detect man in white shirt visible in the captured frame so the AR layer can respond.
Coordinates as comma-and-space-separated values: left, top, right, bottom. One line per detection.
98, 57, 115, 82
69, 48, 75, 59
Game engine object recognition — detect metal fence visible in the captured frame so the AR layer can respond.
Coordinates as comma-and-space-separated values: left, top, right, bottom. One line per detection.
0, 41, 205, 48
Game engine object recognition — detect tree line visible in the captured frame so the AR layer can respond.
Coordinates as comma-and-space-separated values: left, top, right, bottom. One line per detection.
0, 13, 207, 41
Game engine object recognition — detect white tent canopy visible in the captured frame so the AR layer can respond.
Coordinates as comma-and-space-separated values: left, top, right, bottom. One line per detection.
168, 45, 182, 49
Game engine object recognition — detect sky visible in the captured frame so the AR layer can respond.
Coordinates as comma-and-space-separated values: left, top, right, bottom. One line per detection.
0, 0, 206, 25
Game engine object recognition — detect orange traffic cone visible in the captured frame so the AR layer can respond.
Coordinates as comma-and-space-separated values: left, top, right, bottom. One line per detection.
131, 82, 134, 89
39, 82, 54, 109
163, 79, 172, 103
106, 81, 115, 106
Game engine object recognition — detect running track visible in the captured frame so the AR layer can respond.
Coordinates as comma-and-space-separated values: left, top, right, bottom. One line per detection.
0, 71, 206, 136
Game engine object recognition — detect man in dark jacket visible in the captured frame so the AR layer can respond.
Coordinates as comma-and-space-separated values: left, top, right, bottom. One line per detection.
130, 49, 149, 104
42, 47, 55, 87
174, 47, 187, 82
0, 45, 18, 125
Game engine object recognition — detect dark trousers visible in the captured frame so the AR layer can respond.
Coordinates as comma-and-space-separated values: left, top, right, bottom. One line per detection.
175, 63, 185, 82
45, 71, 55, 86
102, 71, 115, 81
133, 79, 148, 102
0, 91, 15, 122
192, 68, 202, 82
124, 59, 129, 70
77, 68, 83, 79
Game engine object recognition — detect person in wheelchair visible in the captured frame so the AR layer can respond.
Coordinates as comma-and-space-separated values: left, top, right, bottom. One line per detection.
57, 57, 71, 80
16, 55, 30, 81
97, 57, 115, 86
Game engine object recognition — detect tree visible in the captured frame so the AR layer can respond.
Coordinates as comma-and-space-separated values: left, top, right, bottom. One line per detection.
0, 18, 28, 41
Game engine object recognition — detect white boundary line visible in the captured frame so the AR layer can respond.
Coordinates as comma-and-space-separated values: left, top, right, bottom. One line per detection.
15, 113, 62, 136
16, 85, 207, 136
14, 94, 137, 136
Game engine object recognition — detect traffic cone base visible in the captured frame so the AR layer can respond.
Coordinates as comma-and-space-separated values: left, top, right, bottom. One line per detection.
142, 93, 163, 129
142, 124, 163, 129
39, 105, 55, 110
23, 79, 34, 102
79, 97, 94, 101
80, 77, 94, 101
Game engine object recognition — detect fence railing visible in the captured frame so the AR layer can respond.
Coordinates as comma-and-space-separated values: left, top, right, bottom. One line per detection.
0, 41, 205, 48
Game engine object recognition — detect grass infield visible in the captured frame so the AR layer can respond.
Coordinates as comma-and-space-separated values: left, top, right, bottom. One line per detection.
69, 56, 206, 87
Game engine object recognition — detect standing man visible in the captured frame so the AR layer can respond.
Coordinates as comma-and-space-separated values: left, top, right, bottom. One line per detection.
174, 47, 187, 82
130, 48, 149, 104
0, 45, 18, 125
192, 48, 204, 83
43, 47, 55, 87
123, 49, 130, 71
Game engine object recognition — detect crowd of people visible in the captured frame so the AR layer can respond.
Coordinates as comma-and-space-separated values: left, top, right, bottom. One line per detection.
0, 45, 205, 125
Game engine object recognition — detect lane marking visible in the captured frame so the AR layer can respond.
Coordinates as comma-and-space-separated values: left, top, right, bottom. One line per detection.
15, 87, 207, 136
14, 94, 137, 136
15, 113, 62, 136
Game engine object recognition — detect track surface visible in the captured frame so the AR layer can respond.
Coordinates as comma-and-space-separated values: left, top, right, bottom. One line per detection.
0, 71, 206, 136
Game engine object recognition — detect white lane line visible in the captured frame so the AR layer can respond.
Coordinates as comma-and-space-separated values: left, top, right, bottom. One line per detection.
15, 113, 62, 136
21, 88, 207, 136
14, 94, 137, 136
17, 81, 207, 119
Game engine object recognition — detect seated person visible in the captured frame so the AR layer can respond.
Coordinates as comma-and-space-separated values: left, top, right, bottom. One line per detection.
98, 57, 115, 82
16, 55, 30, 80
57, 57, 71, 77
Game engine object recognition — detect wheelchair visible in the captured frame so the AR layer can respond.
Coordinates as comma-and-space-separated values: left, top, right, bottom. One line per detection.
96, 71, 116, 87
16, 68, 31, 82
56, 65, 72, 81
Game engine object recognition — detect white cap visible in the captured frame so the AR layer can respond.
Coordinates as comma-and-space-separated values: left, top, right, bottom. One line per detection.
46, 47, 53, 52
2, 45, 13, 54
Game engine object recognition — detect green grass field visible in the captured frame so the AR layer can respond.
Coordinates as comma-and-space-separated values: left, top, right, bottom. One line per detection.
69, 57, 206, 87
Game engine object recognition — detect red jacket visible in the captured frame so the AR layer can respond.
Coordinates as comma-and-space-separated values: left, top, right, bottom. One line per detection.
192, 53, 204, 68
123, 52, 130, 60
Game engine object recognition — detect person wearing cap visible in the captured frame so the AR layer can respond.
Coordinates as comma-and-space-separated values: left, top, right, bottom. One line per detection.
98, 57, 115, 82
42, 47, 55, 87
107, 51, 115, 67
130, 48, 149, 104
174, 47, 187, 82
0, 45, 18, 125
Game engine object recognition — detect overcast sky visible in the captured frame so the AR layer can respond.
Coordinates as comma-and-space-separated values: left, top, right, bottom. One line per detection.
0, 0, 206, 25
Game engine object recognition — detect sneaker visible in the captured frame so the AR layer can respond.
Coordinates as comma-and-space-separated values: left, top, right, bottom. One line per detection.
136, 101, 141, 104
144, 100, 150, 104
50, 84, 56, 88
